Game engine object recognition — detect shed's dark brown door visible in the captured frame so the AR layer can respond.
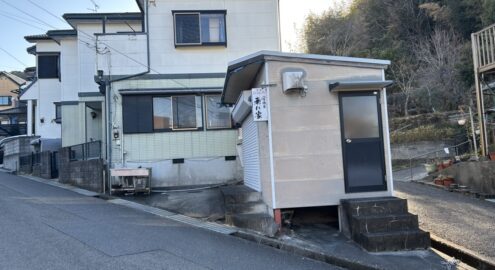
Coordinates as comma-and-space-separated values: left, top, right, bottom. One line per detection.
339, 91, 387, 193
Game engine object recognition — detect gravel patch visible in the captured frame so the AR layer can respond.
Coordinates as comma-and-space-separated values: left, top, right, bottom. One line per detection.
395, 181, 495, 260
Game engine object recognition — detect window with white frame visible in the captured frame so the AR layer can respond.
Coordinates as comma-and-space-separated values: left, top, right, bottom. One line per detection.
205, 95, 231, 129
173, 11, 226, 46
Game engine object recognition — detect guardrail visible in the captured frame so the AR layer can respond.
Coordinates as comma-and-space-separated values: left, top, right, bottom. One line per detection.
69, 141, 102, 161
473, 24, 495, 72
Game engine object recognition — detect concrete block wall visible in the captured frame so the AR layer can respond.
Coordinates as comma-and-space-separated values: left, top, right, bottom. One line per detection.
59, 147, 104, 193
31, 151, 53, 179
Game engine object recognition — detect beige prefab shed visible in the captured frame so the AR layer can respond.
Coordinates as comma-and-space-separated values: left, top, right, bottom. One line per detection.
222, 51, 393, 213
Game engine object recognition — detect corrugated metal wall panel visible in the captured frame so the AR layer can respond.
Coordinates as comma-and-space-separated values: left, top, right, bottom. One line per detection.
242, 114, 261, 191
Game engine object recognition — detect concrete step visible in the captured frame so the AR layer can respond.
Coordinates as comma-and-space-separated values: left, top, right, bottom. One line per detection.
341, 197, 408, 217
221, 185, 262, 204
225, 201, 268, 215
225, 213, 279, 237
350, 214, 419, 236
358, 230, 430, 252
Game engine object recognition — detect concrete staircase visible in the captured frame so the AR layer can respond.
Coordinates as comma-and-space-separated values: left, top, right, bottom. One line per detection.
341, 197, 430, 252
221, 185, 279, 237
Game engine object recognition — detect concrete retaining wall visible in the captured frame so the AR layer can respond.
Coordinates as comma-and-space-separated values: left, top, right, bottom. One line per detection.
441, 161, 495, 195
59, 147, 104, 193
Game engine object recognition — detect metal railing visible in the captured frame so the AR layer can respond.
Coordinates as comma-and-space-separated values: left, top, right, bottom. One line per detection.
405, 140, 472, 181
473, 24, 495, 72
69, 141, 102, 161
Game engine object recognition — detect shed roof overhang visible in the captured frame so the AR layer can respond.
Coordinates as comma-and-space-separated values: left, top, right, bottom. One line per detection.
221, 50, 391, 105
328, 80, 394, 92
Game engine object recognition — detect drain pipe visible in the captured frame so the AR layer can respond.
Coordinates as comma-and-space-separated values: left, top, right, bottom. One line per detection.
103, 0, 151, 193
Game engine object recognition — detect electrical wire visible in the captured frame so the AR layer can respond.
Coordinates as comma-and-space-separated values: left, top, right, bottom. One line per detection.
0, 13, 47, 32
0, 47, 28, 67
15, 0, 191, 89
0, 0, 58, 29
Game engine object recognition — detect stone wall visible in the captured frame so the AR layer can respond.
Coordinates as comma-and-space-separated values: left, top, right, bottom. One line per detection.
59, 147, 104, 193
441, 161, 495, 195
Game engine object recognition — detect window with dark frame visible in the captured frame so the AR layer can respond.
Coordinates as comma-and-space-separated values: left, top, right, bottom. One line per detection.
151, 95, 203, 131
125, 94, 233, 134
205, 95, 232, 129
38, 54, 60, 79
0, 96, 12, 106
174, 11, 226, 46
55, 103, 61, 123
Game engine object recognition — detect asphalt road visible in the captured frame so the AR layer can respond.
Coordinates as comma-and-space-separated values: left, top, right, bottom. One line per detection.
395, 181, 495, 261
0, 172, 340, 270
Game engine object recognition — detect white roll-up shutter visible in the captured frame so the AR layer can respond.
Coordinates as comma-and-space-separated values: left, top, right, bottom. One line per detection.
242, 114, 261, 191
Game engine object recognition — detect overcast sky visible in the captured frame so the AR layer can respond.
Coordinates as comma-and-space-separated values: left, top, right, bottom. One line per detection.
0, 0, 340, 72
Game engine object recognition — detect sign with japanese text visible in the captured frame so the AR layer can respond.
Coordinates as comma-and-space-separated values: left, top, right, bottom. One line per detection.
252, 88, 268, 122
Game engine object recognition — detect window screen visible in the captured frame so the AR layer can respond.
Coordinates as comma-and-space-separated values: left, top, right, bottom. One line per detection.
175, 14, 201, 44
172, 96, 202, 129
38, 55, 60, 79
174, 11, 226, 46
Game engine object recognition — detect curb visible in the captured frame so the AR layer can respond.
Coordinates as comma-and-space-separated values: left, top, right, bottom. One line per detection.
233, 231, 379, 270
429, 234, 495, 270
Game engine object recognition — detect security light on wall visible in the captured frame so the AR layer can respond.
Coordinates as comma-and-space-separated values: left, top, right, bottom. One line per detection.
282, 71, 307, 96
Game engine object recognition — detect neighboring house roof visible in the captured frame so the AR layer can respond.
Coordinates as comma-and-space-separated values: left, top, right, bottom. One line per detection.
0, 71, 27, 86
62, 12, 143, 28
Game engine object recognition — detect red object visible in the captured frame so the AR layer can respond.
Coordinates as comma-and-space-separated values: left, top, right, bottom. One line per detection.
443, 178, 454, 187
489, 152, 495, 160
274, 209, 282, 226
434, 179, 444, 186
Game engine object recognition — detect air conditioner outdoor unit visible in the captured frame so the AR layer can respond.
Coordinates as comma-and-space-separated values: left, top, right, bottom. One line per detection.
232, 90, 252, 125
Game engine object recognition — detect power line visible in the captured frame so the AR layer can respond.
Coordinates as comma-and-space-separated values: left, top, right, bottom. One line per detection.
0, 0, 59, 29
25, 0, 68, 25
0, 47, 28, 67
16, 1, 190, 89
0, 13, 47, 31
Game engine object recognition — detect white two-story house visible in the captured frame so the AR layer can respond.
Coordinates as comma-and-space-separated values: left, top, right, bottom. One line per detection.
21, 14, 143, 152
22, 0, 280, 187
95, 0, 281, 187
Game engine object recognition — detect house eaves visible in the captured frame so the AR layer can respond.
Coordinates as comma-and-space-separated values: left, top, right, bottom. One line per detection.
47, 29, 77, 43
24, 34, 51, 43
221, 50, 391, 104
27, 45, 36, 55
62, 12, 143, 28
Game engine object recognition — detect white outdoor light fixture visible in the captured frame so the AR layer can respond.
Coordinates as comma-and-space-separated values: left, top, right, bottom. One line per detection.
458, 119, 467, 126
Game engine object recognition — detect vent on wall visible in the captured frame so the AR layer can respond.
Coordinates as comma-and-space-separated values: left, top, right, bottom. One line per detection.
232, 90, 252, 125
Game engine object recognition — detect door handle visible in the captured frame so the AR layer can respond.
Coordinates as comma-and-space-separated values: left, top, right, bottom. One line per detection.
346, 139, 352, 143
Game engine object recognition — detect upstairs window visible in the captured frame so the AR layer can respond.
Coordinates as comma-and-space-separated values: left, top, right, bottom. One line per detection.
38, 54, 60, 79
173, 11, 226, 47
